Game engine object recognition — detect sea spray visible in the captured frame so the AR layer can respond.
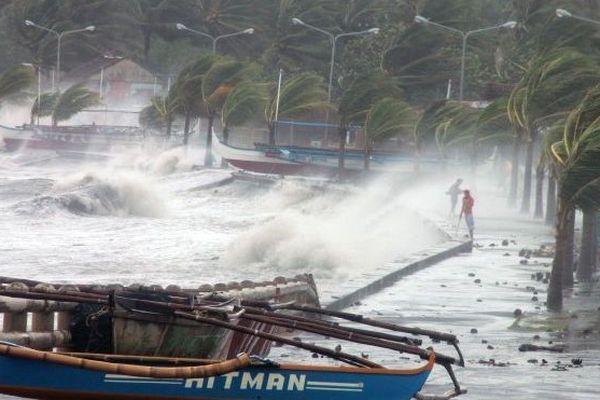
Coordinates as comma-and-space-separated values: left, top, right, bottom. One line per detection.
15, 171, 167, 218
221, 179, 444, 280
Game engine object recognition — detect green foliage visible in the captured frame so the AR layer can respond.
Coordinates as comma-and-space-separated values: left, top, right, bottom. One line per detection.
365, 97, 415, 146
31, 92, 59, 121
51, 83, 100, 125
265, 72, 330, 128
0, 65, 34, 105
222, 82, 268, 127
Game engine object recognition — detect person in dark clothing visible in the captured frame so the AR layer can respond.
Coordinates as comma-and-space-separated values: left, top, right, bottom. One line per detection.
446, 178, 463, 215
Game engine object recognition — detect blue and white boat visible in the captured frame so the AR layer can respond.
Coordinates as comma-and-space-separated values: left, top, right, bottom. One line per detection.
0, 342, 447, 400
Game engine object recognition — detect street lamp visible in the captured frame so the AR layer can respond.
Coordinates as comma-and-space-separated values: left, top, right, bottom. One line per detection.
24, 20, 95, 88
414, 16, 517, 101
292, 18, 379, 102
22, 63, 42, 125
176, 23, 254, 55
556, 8, 600, 26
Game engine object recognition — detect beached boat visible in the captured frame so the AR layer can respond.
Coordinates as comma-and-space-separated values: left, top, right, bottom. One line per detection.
0, 124, 144, 152
0, 342, 437, 400
213, 133, 422, 178
0, 274, 320, 360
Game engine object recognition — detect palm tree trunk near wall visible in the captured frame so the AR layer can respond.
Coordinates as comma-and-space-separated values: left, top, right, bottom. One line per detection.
545, 176, 556, 226
268, 124, 276, 146
508, 136, 519, 206
534, 164, 545, 218
364, 143, 371, 170
577, 208, 597, 282
204, 114, 214, 167
562, 208, 575, 288
220, 126, 230, 168
521, 138, 534, 213
338, 127, 347, 171
182, 111, 191, 145
166, 118, 172, 139
547, 200, 569, 311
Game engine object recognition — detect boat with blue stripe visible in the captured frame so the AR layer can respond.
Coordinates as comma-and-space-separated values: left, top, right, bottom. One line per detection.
0, 343, 438, 400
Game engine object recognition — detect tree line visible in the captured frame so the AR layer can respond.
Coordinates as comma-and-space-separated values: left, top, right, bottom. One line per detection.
2, 1, 600, 310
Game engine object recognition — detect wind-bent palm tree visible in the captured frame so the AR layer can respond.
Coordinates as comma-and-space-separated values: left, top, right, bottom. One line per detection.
546, 85, 600, 311
363, 97, 415, 170
51, 84, 100, 126
0, 65, 34, 106
200, 59, 249, 166
221, 81, 268, 144
507, 48, 600, 214
170, 55, 215, 145
30, 92, 59, 125
264, 72, 330, 146
140, 95, 178, 137
337, 71, 402, 171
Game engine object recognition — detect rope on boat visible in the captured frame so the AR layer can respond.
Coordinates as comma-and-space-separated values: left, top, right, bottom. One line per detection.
0, 343, 250, 379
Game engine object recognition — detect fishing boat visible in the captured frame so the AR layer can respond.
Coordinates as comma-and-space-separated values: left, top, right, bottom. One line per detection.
0, 123, 144, 153
213, 133, 422, 178
0, 274, 320, 359
0, 301, 466, 400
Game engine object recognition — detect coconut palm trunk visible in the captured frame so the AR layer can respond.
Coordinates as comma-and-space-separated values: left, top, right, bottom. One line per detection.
183, 111, 192, 145
364, 142, 371, 170
577, 207, 597, 282
563, 208, 576, 288
204, 113, 215, 167
521, 136, 535, 213
547, 199, 570, 311
534, 163, 545, 218
545, 176, 557, 226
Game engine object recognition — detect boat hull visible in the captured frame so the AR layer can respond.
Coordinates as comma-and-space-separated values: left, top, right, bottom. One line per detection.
0, 352, 433, 400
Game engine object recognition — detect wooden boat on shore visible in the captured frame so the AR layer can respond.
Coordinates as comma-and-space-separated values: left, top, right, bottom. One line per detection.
0, 274, 320, 359
0, 124, 144, 153
0, 343, 437, 400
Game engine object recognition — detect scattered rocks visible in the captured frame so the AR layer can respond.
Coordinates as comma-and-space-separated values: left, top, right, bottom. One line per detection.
531, 296, 539, 302
513, 308, 523, 317
487, 345, 495, 350
482, 339, 488, 344
470, 328, 478, 334
474, 279, 481, 284
476, 298, 482, 302
518, 343, 565, 353
503, 253, 510, 256
527, 359, 538, 364
334, 344, 342, 353
520, 259, 529, 265
502, 239, 509, 246
489, 243, 496, 247
572, 358, 583, 366
533, 335, 541, 341
312, 353, 319, 358
468, 273, 476, 277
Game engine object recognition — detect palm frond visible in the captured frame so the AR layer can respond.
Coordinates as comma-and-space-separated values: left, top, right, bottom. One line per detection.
52, 83, 100, 125
0, 65, 34, 104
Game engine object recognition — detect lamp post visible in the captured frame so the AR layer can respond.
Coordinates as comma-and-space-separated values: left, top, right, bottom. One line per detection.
556, 8, 600, 26
414, 16, 517, 101
24, 20, 95, 89
291, 18, 379, 103
22, 63, 42, 125
176, 23, 254, 54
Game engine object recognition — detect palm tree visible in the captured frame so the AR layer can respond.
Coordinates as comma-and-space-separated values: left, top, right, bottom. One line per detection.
337, 71, 402, 170
221, 81, 268, 144
170, 55, 215, 145
30, 92, 58, 125
264, 72, 330, 146
363, 97, 415, 170
139, 95, 177, 136
200, 59, 249, 166
0, 65, 34, 106
507, 48, 600, 214
546, 85, 600, 310
51, 83, 100, 126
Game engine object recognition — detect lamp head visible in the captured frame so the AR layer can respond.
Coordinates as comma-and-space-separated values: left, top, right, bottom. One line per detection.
292, 18, 304, 26
368, 27, 380, 34
176, 23, 187, 30
85, 25, 96, 32
24, 20, 34, 26
502, 21, 517, 29
414, 15, 429, 24
243, 28, 254, 34
555, 9, 572, 18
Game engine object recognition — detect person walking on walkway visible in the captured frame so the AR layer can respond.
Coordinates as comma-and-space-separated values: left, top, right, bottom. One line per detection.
446, 178, 463, 215
459, 189, 475, 240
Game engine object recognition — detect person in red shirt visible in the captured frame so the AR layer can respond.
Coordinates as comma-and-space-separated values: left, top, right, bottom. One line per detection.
460, 190, 475, 239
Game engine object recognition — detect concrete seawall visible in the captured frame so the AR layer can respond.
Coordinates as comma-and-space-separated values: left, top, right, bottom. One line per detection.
324, 239, 472, 310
